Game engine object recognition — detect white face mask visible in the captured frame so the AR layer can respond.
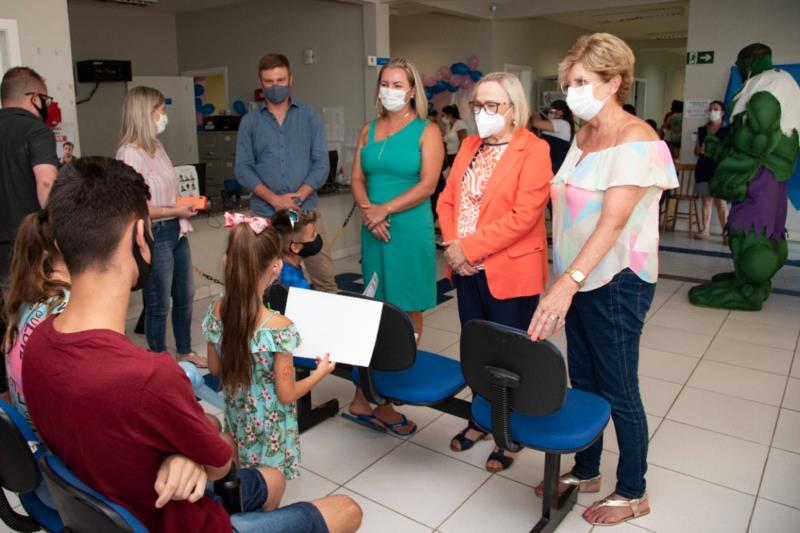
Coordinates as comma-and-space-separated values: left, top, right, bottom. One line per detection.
379, 87, 408, 113
709, 109, 723, 123
566, 84, 609, 121
474, 108, 509, 139
156, 112, 168, 135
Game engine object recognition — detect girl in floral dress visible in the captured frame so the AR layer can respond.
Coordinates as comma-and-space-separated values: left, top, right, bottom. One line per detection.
202, 215, 335, 478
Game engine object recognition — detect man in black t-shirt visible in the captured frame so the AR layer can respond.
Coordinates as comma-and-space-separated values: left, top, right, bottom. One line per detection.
0, 66, 59, 396
0, 66, 59, 280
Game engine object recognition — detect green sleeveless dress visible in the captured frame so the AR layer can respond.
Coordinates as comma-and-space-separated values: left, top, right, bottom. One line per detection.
360, 118, 436, 311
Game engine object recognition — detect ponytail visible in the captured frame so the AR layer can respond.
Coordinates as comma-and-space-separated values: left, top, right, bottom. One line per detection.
2, 212, 69, 350
219, 224, 282, 392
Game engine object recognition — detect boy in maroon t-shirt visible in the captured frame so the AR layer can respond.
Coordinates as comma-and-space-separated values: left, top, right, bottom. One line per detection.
23, 158, 361, 533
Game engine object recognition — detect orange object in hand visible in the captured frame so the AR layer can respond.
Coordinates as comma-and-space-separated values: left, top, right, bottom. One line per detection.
176, 196, 208, 211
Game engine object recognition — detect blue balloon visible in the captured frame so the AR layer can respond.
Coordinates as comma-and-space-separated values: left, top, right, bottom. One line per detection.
194, 97, 203, 111
233, 100, 247, 115
424, 87, 433, 100
451, 62, 470, 75
448, 84, 459, 93
200, 103, 215, 116
433, 80, 449, 94
194, 83, 204, 97
470, 70, 483, 81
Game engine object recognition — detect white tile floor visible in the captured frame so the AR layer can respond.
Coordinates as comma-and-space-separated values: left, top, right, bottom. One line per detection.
4, 222, 800, 533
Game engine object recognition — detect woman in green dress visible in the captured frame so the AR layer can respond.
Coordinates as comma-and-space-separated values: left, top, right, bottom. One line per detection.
347, 57, 444, 435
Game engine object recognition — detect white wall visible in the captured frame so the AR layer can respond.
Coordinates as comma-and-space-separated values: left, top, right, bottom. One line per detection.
68, 1, 179, 157
390, 13, 492, 77
682, 0, 800, 235
633, 49, 685, 123
176, 0, 366, 136
1, 0, 80, 153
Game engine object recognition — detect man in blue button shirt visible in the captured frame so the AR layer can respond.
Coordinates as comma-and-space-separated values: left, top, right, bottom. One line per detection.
235, 53, 337, 292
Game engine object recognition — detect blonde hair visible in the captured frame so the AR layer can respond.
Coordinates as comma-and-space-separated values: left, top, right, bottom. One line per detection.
473, 72, 529, 132
375, 58, 428, 120
558, 33, 635, 103
118, 86, 165, 156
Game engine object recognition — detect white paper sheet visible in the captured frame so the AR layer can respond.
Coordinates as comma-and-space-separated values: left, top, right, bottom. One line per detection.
284, 287, 382, 367
363, 272, 379, 298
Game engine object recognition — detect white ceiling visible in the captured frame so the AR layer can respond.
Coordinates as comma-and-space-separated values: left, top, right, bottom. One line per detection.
70, 0, 688, 45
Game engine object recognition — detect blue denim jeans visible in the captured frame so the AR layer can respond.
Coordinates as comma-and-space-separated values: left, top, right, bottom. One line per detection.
207, 468, 329, 533
566, 268, 655, 499
143, 219, 194, 354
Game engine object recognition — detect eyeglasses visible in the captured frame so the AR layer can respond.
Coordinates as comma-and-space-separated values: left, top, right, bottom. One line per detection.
560, 77, 597, 94
25, 92, 53, 107
468, 101, 511, 115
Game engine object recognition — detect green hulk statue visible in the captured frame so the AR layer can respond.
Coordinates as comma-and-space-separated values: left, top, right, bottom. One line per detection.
689, 43, 800, 311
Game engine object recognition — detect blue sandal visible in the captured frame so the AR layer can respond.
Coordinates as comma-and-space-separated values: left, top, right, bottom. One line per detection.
341, 412, 388, 434
486, 448, 515, 472
450, 422, 491, 452
381, 414, 417, 436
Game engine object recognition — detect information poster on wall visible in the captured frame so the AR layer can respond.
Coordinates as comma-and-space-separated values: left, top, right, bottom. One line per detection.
685, 100, 711, 119
323, 107, 345, 143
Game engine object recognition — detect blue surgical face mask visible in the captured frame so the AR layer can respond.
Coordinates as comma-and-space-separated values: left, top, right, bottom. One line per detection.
263, 85, 291, 104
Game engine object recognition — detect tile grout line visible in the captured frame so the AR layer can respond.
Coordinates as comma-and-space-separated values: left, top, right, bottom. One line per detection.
746, 333, 800, 531
335, 484, 438, 531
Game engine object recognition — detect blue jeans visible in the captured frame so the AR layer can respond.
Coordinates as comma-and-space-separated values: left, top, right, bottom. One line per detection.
566, 268, 655, 499
144, 219, 194, 354
208, 468, 329, 533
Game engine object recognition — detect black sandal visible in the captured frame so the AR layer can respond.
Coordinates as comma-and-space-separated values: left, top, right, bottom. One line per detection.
485, 448, 515, 472
450, 421, 491, 452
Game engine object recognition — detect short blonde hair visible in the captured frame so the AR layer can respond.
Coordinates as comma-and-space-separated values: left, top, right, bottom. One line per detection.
558, 33, 635, 103
375, 58, 428, 120
118, 86, 165, 156
473, 72, 529, 132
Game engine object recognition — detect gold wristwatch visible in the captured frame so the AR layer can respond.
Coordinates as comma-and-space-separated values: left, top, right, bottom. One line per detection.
565, 268, 586, 289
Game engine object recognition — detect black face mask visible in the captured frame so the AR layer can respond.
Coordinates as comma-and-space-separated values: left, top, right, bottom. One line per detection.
32, 95, 48, 123
296, 234, 323, 258
131, 225, 155, 291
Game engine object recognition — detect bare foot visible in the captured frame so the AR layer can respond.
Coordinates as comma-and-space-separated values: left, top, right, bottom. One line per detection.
582, 492, 650, 525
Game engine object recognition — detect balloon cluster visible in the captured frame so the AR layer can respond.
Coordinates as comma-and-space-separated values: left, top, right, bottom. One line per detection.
422, 55, 482, 100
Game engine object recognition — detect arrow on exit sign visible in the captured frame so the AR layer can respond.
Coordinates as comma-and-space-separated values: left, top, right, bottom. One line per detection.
687, 51, 714, 64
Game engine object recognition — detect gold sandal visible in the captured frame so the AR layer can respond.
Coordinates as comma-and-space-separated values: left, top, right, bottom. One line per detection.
534, 473, 602, 498
584, 492, 650, 526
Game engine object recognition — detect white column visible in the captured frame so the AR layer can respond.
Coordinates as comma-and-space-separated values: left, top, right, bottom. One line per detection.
362, 3, 390, 121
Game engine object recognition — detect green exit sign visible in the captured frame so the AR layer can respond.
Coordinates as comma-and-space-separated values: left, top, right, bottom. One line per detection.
687, 51, 714, 65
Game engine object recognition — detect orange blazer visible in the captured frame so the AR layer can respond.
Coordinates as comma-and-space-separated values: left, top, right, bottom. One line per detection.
436, 129, 553, 299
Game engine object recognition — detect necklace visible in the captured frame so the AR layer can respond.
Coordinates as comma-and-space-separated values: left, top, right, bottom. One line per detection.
378, 112, 412, 160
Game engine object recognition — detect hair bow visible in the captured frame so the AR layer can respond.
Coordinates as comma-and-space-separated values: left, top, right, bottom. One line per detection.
224, 212, 271, 234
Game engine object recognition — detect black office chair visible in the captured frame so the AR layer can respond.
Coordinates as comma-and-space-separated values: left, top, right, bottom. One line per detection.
39, 453, 147, 533
0, 399, 63, 532
461, 320, 611, 533
263, 283, 340, 432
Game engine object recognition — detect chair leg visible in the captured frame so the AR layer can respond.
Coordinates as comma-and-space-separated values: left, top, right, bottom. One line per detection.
295, 368, 339, 433
531, 453, 578, 533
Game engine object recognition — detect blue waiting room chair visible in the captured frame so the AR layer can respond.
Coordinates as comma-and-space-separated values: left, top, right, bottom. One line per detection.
461, 320, 611, 533
0, 399, 63, 532
346, 293, 466, 419
38, 453, 147, 533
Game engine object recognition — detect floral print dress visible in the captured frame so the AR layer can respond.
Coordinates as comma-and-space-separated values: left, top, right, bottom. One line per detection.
202, 303, 302, 478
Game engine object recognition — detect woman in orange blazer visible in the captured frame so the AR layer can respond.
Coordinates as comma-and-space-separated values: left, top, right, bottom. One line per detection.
436, 71, 552, 472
